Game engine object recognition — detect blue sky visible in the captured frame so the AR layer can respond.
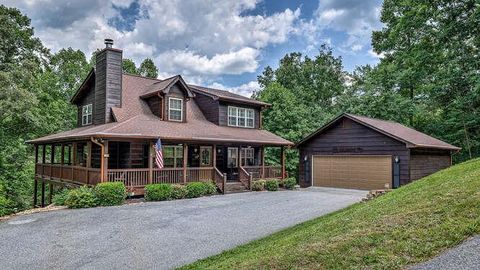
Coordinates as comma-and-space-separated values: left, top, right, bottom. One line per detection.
2, 0, 383, 96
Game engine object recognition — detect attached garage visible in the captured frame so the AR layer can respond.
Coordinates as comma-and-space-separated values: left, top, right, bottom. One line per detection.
297, 113, 460, 190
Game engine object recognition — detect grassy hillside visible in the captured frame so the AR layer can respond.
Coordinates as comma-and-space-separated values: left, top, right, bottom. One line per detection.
182, 159, 480, 269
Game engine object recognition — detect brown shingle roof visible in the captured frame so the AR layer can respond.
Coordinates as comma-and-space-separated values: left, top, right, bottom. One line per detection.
28, 74, 292, 146
296, 113, 460, 150
189, 85, 269, 106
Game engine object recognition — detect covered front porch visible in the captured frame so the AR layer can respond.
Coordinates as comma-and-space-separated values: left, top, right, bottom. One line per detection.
33, 138, 287, 206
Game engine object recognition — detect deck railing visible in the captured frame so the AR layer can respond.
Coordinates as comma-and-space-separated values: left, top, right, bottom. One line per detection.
35, 163, 101, 185
239, 167, 252, 190
243, 165, 283, 179
213, 168, 227, 193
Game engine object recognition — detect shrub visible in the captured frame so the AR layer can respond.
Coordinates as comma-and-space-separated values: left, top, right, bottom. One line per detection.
265, 179, 279, 191
53, 188, 70, 206
93, 182, 126, 206
186, 182, 206, 198
0, 195, 14, 217
284, 178, 297, 190
65, 186, 97, 208
204, 181, 218, 196
171, 184, 187, 199
252, 180, 266, 191
145, 184, 173, 201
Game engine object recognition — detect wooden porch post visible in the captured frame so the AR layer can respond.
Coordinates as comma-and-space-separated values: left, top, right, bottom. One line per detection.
183, 144, 188, 184
103, 140, 109, 182
48, 183, 53, 205
148, 141, 153, 184
42, 145, 46, 177
72, 142, 77, 165
60, 144, 65, 180
50, 144, 55, 164
239, 146, 242, 168
281, 146, 286, 179
213, 145, 217, 168
33, 177, 38, 207
261, 146, 265, 178
41, 179, 45, 207
86, 141, 92, 168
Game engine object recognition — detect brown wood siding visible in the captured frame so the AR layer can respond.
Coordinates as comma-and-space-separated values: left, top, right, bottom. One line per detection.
129, 141, 148, 168
218, 101, 261, 129
146, 96, 162, 118
410, 150, 451, 181
164, 84, 186, 122
298, 118, 410, 187
76, 84, 95, 127
94, 50, 107, 124
194, 92, 220, 124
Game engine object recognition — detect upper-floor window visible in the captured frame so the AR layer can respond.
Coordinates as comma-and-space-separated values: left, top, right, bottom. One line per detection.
228, 106, 254, 128
82, 104, 92, 125
168, 97, 183, 121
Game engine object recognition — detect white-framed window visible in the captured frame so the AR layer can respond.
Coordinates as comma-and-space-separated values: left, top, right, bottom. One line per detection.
81, 104, 92, 125
241, 147, 255, 166
227, 106, 254, 128
227, 147, 238, 168
168, 97, 183, 121
163, 145, 183, 168
200, 146, 212, 166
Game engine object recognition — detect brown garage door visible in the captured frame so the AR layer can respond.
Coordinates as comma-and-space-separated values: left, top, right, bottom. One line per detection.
312, 155, 392, 190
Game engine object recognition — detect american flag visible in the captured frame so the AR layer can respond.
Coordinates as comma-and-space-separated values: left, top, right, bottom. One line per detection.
155, 138, 164, 169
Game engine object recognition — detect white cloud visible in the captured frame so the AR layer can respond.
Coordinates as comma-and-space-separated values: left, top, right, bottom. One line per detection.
312, 0, 383, 54
2, 0, 301, 81
368, 49, 385, 59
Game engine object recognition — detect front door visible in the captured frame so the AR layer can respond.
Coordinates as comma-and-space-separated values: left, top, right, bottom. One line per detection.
227, 147, 239, 181
200, 146, 212, 167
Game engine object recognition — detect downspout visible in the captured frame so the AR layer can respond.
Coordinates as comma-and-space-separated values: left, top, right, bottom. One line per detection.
91, 137, 105, 183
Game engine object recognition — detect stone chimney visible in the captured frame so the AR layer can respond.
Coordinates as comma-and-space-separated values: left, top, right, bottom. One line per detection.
94, 39, 123, 124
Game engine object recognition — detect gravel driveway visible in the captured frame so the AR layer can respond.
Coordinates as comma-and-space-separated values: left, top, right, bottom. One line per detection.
411, 236, 480, 270
0, 188, 366, 270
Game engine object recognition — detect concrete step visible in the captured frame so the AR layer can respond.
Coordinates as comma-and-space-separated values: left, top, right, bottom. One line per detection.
225, 182, 249, 193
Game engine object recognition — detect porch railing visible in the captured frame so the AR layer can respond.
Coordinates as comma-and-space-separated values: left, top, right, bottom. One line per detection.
107, 167, 221, 188
243, 165, 283, 180
35, 163, 101, 185
213, 168, 227, 194
239, 166, 252, 190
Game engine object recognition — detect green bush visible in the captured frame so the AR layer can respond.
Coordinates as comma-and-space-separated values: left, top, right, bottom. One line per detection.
252, 180, 266, 191
145, 184, 173, 201
265, 179, 279, 191
204, 181, 218, 196
93, 182, 126, 206
53, 189, 70, 206
284, 178, 297, 190
65, 186, 97, 208
0, 195, 14, 217
186, 182, 206, 198
171, 184, 187, 199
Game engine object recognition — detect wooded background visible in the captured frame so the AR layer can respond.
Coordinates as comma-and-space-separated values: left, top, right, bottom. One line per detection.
1, 1, 478, 215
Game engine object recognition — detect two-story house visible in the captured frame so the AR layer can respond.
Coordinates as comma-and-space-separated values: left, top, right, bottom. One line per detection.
28, 39, 293, 206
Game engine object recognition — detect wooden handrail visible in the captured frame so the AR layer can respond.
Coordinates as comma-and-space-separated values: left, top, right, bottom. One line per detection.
213, 167, 225, 194
239, 166, 251, 190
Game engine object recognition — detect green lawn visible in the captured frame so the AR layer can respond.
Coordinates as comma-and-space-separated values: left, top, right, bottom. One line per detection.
181, 159, 480, 270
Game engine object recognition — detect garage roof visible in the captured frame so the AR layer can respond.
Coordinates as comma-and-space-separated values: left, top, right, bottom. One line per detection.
296, 113, 461, 151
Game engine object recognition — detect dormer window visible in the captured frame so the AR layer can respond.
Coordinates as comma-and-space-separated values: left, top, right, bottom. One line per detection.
168, 97, 183, 121
82, 104, 92, 125
228, 106, 254, 128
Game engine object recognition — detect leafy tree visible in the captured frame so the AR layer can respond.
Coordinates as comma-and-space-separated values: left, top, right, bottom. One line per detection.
138, 58, 158, 78
122, 58, 139, 75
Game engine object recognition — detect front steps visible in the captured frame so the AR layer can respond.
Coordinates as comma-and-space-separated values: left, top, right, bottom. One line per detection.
225, 181, 249, 194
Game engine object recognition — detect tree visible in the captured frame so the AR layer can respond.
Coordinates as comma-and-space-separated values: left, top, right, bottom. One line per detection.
371, 0, 480, 161
138, 58, 158, 78
122, 58, 139, 75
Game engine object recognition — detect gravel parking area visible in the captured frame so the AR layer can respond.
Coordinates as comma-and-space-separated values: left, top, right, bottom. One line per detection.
0, 188, 366, 270
411, 236, 480, 270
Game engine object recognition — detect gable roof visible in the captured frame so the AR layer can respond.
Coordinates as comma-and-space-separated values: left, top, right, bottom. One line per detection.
296, 113, 460, 151
140, 75, 195, 98
189, 85, 269, 107
70, 68, 95, 104
29, 73, 292, 146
